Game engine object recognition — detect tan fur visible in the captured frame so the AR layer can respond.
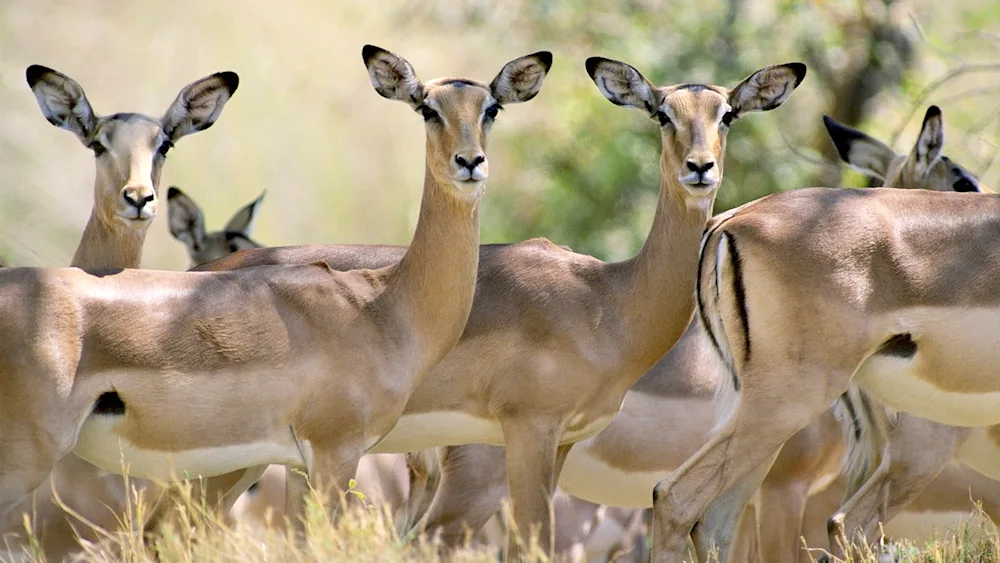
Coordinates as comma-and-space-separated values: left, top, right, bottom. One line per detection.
193, 59, 804, 557
649, 108, 997, 562
0, 47, 549, 549
0, 66, 238, 561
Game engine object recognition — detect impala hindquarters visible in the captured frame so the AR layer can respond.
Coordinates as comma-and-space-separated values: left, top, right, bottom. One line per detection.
651, 187, 1000, 562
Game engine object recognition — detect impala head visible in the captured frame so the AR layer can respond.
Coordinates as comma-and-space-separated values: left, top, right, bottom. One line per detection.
167, 186, 265, 267
26, 66, 239, 230
362, 45, 552, 199
824, 106, 982, 192
586, 58, 806, 201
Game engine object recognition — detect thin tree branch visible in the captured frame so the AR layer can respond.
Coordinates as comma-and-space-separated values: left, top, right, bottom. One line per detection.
889, 63, 1000, 146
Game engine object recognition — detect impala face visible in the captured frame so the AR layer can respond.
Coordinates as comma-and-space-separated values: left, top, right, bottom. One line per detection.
586, 57, 806, 201
168, 186, 266, 267
363, 45, 552, 200
27, 65, 239, 232
415, 79, 499, 197
87, 114, 171, 224
824, 106, 984, 194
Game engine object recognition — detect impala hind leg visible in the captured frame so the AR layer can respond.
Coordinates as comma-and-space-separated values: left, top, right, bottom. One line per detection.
651, 365, 847, 563
414, 444, 509, 546
693, 450, 779, 563
828, 415, 965, 558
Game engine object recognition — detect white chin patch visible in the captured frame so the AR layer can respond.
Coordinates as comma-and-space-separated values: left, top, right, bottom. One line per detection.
453, 181, 486, 199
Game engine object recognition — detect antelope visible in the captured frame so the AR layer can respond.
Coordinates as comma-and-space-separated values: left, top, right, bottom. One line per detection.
165, 188, 441, 532
648, 103, 998, 562
0, 44, 550, 545
405, 109, 980, 563
167, 186, 266, 267
195, 56, 806, 556
816, 109, 995, 558
1, 65, 238, 561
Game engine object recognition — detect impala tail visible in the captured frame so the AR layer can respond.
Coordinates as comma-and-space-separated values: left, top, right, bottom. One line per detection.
833, 384, 891, 495
697, 220, 750, 431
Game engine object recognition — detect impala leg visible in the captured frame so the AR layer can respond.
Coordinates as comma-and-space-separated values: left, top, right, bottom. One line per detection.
756, 480, 810, 563
651, 364, 846, 563
693, 449, 779, 563
829, 415, 964, 557
416, 444, 509, 546
287, 442, 364, 534
500, 417, 565, 559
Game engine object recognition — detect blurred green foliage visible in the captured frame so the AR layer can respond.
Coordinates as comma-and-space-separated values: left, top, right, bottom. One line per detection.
1, 0, 998, 265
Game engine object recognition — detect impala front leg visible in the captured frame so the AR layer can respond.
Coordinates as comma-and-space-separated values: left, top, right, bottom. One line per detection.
500, 417, 572, 559
285, 441, 364, 534
829, 415, 965, 558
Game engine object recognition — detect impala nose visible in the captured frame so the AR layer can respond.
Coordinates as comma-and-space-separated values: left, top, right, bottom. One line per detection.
454, 152, 488, 182
121, 186, 156, 219
455, 154, 486, 172
686, 160, 715, 175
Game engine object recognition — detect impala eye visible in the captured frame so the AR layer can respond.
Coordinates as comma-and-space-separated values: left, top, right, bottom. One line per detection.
484, 104, 503, 121
157, 140, 174, 157
416, 104, 439, 122
722, 110, 737, 127
654, 110, 671, 127
88, 140, 106, 156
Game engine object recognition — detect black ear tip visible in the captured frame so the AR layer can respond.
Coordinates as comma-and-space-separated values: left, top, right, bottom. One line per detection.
26, 64, 53, 87
584, 57, 605, 79
788, 62, 807, 84
167, 186, 182, 199
362, 44, 386, 64
925, 105, 942, 119
532, 51, 553, 71
822, 115, 837, 130
216, 71, 239, 94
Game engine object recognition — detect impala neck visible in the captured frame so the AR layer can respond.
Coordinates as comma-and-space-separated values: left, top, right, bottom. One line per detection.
611, 151, 716, 371
382, 161, 481, 375
71, 211, 147, 269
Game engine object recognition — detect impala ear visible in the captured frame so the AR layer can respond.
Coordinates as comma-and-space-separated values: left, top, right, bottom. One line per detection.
729, 63, 806, 116
490, 51, 552, 104
167, 187, 207, 254
912, 105, 944, 179
823, 115, 896, 181
162, 71, 239, 141
26, 65, 98, 144
223, 191, 266, 236
585, 57, 663, 116
362, 45, 425, 108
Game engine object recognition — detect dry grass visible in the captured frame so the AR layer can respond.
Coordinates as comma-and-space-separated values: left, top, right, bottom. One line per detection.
2, 476, 555, 563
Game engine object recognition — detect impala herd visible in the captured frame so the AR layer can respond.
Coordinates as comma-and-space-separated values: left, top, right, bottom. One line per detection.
0, 44, 996, 563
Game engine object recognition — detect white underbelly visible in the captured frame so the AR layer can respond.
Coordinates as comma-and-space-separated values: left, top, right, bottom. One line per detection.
855, 357, 1000, 427
74, 415, 310, 480
558, 447, 664, 509
854, 307, 1000, 427
371, 412, 504, 453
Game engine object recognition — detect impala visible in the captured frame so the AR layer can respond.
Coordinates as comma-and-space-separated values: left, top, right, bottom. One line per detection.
168, 186, 266, 267
1, 65, 238, 560
196, 56, 805, 555
404, 108, 981, 563
166, 188, 439, 533
0, 45, 550, 540
817, 108, 995, 558
649, 104, 999, 562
